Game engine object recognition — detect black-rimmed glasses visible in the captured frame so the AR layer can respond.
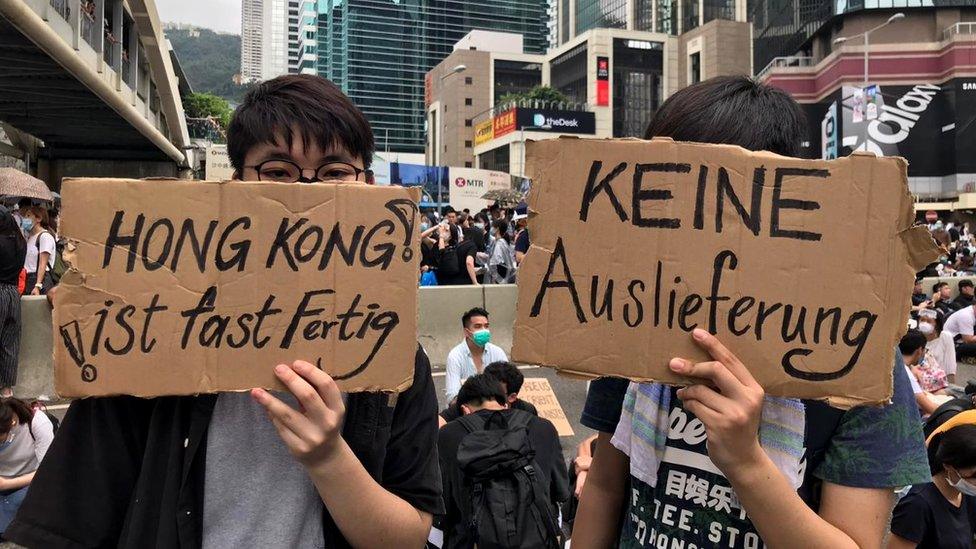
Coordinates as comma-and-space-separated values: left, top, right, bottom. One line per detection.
245, 159, 373, 183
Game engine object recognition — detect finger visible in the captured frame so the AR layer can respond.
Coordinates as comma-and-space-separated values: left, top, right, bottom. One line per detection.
251, 387, 315, 440
291, 361, 344, 413
669, 358, 745, 398
676, 384, 734, 414
690, 329, 759, 388
680, 396, 723, 426
273, 363, 330, 423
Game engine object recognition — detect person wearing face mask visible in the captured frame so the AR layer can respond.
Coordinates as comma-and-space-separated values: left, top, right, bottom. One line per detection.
20, 206, 56, 296
0, 398, 54, 536
444, 307, 508, 403
888, 411, 976, 549
920, 309, 958, 384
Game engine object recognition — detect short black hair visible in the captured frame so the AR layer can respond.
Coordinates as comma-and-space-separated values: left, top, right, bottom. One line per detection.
934, 282, 949, 293
485, 361, 524, 395
227, 74, 375, 174
899, 329, 927, 355
462, 307, 490, 328
444, 206, 457, 215
644, 75, 806, 157
961, 280, 974, 291
456, 374, 506, 409
930, 424, 976, 475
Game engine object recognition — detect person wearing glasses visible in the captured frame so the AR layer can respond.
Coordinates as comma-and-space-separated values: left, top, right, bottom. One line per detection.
5, 75, 443, 548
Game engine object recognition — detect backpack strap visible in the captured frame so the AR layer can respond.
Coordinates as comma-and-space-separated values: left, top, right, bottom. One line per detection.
523, 462, 561, 547
456, 412, 484, 435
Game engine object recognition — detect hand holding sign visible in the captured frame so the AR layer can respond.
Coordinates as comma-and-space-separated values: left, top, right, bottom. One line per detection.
252, 361, 346, 467
674, 329, 765, 475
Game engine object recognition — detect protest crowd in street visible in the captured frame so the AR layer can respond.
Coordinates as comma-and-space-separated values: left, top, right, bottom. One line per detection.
0, 72, 972, 549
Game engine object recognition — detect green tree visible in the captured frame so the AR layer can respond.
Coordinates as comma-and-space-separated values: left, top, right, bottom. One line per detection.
499, 85, 571, 107
183, 92, 232, 128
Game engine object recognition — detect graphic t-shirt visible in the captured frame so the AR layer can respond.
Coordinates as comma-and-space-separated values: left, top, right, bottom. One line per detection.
599, 356, 930, 549
618, 389, 767, 549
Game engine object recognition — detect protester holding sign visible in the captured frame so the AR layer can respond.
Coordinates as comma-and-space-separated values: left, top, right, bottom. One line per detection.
5, 75, 443, 548
567, 76, 930, 548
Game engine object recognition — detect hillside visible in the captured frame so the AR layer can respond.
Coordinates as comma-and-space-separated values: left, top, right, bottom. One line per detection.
165, 25, 248, 102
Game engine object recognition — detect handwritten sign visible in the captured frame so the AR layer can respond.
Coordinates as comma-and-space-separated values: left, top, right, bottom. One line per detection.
519, 378, 574, 437
54, 178, 421, 398
512, 138, 939, 406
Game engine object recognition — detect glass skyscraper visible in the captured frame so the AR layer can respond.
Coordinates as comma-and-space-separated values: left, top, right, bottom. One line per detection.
317, 0, 549, 153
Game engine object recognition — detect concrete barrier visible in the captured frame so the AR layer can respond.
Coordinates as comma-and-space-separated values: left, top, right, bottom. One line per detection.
921, 276, 976, 299
15, 296, 53, 399
13, 286, 522, 398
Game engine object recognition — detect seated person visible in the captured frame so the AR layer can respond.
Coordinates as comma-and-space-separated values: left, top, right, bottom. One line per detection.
0, 399, 54, 535
919, 309, 957, 384
444, 307, 508, 403
903, 329, 944, 417
437, 374, 569, 549
954, 279, 976, 310
888, 411, 976, 549
933, 282, 957, 317
441, 361, 537, 424
943, 304, 976, 361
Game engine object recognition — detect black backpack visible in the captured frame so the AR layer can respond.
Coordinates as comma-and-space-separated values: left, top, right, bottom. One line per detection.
437, 245, 462, 277
455, 410, 560, 549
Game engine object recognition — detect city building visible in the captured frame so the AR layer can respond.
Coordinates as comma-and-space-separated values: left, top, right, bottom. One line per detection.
288, 0, 317, 75
553, 0, 747, 46
316, 0, 550, 154
757, 6, 976, 202
428, 23, 751, 175
240, 0, 289, 82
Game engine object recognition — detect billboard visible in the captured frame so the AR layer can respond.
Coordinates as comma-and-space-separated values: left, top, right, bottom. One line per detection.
474, 119, 495, 146
514, 108, 597, 134
493, 109, 517, 138
205, 144, 234, 180
448, 167, 512, 212
596, 56, 610, 107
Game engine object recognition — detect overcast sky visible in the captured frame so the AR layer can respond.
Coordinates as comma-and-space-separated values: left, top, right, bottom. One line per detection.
157, 0, 241, 34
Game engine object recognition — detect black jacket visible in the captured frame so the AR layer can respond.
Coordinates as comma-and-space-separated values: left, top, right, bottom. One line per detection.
6, 346, 444, 548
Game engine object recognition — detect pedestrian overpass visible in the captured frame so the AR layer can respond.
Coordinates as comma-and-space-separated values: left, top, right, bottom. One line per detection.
0, 0, 191, 186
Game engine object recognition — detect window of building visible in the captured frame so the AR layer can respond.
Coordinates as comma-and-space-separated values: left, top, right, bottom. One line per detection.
465, 140, 473, 148
576, 0, 627, 34
465, 161, 473, 168
465, 76, 473, 84
465, 119, 473, 127
494, 60, 543, 103
465, 97, 473, 106
550, 43, 588, 104
613, 38, 664, 138
689, 52, 701, 84
682, 0, 700, 32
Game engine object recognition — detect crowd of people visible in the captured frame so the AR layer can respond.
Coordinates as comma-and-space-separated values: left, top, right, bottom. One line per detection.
0, 72, 974, 549
418, 203, 530, 286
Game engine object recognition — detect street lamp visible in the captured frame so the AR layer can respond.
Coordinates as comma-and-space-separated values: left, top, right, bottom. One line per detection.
519, 124, 551, 178
833, 12, 904, 86
440, 64, 467, 81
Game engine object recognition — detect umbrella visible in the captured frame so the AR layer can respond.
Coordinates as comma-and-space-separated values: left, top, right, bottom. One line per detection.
0, 168, 53, 202
481, 188, 523, 208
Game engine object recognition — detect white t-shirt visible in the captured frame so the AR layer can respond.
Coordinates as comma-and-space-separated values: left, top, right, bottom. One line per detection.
943, 306, 976, 338
24, 232, 56, 274
927, 331, 958, 376
905, 365, 923, 395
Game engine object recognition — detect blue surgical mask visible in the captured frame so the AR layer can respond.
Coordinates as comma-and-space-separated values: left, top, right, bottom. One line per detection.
20, 218, 33, 232
420, 222, 430, 232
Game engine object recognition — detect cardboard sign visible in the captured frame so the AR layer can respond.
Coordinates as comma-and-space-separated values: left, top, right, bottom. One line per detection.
519, 377, 574, 437
512, 138, 939, 406
54, 179, 422, 398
